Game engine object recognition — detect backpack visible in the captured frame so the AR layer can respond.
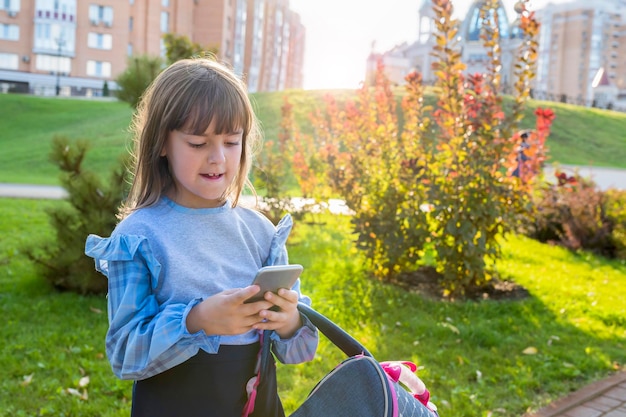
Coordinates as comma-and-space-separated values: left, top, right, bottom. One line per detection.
244, 303, 439, 417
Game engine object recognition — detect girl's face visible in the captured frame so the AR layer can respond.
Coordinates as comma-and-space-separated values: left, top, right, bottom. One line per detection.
162, 119, 243, 208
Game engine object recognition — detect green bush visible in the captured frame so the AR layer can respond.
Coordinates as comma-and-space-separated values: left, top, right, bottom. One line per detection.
606, 189, 626, 259
297, 0, 544, 297
115, 55, 164, 108
162, 33, 218, 65
25, 136, 129, 294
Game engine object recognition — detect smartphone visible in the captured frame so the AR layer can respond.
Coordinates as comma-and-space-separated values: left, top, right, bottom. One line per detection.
244, 264, 304, 304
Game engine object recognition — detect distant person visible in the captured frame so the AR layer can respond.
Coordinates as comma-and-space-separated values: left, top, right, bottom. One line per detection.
85, 58, 318, 417
512, 131, 531, 178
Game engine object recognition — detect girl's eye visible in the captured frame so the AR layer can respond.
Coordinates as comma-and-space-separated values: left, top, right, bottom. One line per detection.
225, 141, 240, 146
189, 142, 205, 149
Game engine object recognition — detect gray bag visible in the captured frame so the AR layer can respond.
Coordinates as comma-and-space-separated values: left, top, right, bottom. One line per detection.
289, 303, 439, 417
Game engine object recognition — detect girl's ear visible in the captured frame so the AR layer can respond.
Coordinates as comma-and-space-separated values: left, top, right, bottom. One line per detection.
160, 147, 167, 157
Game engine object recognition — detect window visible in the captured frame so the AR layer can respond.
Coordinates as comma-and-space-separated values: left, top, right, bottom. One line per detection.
161, 0, 169, 6
160, 11, 168, 32
0, 23, 19, 40
129, 16, 133, 31
127, 43, 133, 56
1, 0, 20, 13
86, 60, 111, 77
88, 32, 112, 49
0, 52, 18, 69
89, 5, 113, 26
35, 53, 71, 73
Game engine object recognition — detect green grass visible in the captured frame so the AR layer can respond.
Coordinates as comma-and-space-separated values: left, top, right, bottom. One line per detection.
1, 200, 624, 416
1, 92, 625, 415
0, 95, 133, 185
1, 91, 626, 187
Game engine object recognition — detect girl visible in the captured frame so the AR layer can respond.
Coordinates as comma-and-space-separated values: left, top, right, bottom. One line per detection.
85, 58, 318, 417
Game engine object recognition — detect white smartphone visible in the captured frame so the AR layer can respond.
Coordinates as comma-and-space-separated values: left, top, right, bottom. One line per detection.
244, 264, 304, 304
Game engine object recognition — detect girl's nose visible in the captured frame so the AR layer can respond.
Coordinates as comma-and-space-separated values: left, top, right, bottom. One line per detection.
207, 144, 226, 164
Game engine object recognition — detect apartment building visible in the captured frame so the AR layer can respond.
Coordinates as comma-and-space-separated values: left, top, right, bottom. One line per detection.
535, 0, 626, 108
366, 0, 626, 110
0, 0, 305, 96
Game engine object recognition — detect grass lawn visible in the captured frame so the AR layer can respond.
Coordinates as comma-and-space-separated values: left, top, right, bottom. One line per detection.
1, 199, 624, 417
1, 92, 626, 188
1, 92, 625, 416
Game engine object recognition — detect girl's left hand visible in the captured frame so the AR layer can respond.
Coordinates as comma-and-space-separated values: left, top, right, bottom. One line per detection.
254, 288, 302, 338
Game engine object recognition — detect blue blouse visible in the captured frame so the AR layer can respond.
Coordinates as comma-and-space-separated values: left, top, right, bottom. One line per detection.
85, 197, 318, 381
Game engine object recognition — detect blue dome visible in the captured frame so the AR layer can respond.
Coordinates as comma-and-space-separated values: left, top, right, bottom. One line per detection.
462, 0, 511, 41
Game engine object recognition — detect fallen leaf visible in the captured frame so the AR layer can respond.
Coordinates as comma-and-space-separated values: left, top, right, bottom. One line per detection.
20, 374, 34, 387
66, 388, 88, 401
67, 388, 81, 397
90, 306, 102, 314
79, 376, 90, 387
523, 346, 538, 355
439, 322, 460, 334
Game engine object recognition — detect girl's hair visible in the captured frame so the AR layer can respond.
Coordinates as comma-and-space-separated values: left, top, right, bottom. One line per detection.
120, 57, 261, 218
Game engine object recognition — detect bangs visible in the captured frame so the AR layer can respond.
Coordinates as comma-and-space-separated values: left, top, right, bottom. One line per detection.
168, 70, 251, 136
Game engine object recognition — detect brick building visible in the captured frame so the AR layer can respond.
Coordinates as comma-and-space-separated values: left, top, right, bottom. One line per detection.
366, 0, 626, 110
0, 0, 305, 96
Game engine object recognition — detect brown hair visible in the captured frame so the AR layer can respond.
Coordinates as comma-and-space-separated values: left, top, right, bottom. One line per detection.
120, 58, 261, 217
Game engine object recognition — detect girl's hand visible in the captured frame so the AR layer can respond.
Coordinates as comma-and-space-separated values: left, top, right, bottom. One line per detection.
253, 288, 302, 339
185, 285, 273, 335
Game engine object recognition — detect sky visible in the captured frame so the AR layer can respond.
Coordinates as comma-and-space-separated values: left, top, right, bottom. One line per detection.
289, 0, 571, 90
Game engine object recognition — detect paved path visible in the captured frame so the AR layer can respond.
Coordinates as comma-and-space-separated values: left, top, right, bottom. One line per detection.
525, 371, 626, 417
0, 183, 69, 199
1, 165, 625, 200
543, 165, 626, 191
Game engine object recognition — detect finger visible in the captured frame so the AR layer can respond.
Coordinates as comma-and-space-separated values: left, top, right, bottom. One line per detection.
265, 289, 297, 309
252, 317, 280, 331
277, 288, 299, 303
228, 285, 261, 303
244, 300, 274, 314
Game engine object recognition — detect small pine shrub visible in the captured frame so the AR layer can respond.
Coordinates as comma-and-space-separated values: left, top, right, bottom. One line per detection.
26, 136, 129, 294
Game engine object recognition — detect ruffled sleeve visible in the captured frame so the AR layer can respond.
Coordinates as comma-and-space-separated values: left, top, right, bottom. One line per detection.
85, 234, 219, 381
264, 214, 293, 267
261, 215, 319, 364
85, 234, 161, 290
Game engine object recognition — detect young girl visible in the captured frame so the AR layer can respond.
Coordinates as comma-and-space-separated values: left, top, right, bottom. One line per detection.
85, 58, 318, 417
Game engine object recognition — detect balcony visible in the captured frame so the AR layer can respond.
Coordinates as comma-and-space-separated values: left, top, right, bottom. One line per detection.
36, 9, 75, 23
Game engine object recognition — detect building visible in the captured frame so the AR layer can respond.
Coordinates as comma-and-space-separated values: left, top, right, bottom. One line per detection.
366, 0, 626, 111
534, 0, 626, 109
366, 0, 523, 87
0, 0, 305, 96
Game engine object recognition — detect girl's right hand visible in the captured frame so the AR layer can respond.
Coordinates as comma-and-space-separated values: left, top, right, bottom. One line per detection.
185, 285, 273, 335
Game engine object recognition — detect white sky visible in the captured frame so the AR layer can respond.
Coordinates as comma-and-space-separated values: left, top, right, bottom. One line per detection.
289, 0, 571, 90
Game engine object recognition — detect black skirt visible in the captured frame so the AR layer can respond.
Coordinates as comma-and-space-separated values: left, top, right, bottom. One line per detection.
131, 343, 260, 417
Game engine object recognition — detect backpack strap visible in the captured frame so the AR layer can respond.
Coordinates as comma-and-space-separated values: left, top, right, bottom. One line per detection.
297, 302, 372, 357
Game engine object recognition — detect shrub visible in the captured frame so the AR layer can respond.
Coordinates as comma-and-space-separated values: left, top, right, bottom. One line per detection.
298, 0, 545, 297
162, 33, 218, 65
115, 55, 164, 108
528, 171, 626, 259
25, 136, 129, 294
606, 189, 626, 259
253, 97, 296, 224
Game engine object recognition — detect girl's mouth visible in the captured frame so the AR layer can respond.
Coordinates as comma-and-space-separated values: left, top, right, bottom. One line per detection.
201, 173, 223, 180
